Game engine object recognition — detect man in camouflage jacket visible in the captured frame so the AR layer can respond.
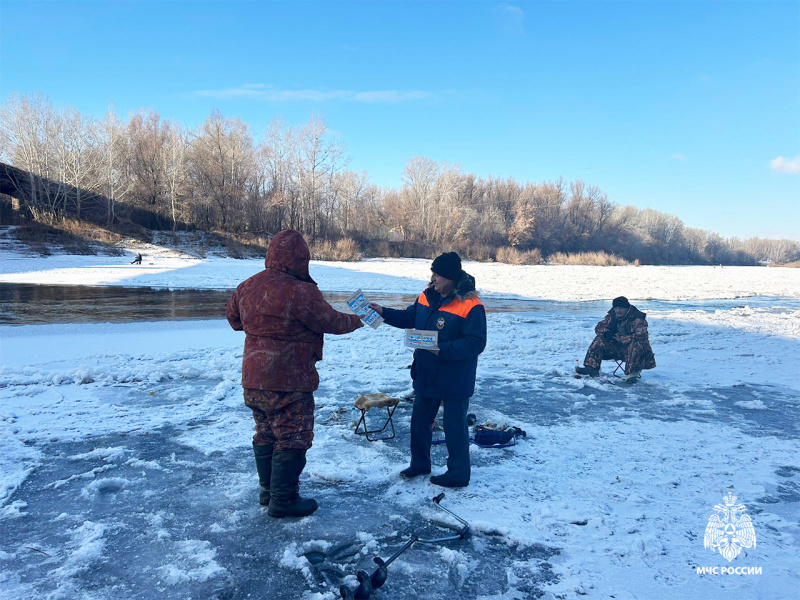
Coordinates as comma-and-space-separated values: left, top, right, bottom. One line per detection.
576, 296, 656, 382
227, 229, 363, 517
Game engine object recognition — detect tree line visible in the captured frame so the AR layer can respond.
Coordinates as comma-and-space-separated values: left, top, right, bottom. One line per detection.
1, 93, 797, 265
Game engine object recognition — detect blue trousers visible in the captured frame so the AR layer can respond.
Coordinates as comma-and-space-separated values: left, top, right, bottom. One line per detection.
410, 395, 470, 483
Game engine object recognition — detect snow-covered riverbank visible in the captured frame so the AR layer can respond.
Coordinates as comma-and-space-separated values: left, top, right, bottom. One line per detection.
2, 244, 800, 301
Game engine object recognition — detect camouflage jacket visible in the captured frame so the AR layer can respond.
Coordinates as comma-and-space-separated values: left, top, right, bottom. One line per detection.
595, 305, 652, 346
226, 230, 363, 391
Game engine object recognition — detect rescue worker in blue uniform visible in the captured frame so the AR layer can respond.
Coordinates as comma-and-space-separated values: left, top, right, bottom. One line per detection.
370, 252, 486, 488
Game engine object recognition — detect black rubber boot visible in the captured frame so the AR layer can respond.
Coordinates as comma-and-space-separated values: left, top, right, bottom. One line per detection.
399, 465, 431, 479
575, 365, 600, 376
253, 443, 273, 506
430, 471, 469, 488
268, 449, 318, 518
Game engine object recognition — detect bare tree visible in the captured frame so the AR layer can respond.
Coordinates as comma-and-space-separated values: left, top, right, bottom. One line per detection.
640, 208, 685, 247
188, 110, 256, 231
401, 156, 438, 242
508, 186, 536, 248
60, 108, 98, 220
335, 170, 369, 236
294, 114, 347, 239
97, 108, 132, 225
127, 110, 169, 225
0, 93, 68, 218
258, 117, 297, 231
429, 162, 464, 243
162, 121, 188, 230
562, 181, 613, 251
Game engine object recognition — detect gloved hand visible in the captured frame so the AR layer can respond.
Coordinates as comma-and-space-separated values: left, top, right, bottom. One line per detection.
602, 330, 614, 340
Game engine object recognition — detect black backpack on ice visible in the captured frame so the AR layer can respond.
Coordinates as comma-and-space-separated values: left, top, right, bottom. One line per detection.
472, 426, 526, 448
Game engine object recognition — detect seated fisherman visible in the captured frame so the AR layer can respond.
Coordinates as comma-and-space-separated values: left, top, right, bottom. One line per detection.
575, 296, 656, 382
131, 253, 143, 265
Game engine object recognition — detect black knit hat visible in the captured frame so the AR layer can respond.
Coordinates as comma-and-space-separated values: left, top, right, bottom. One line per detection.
612, 296, 630, 308
431, 252, 462, 281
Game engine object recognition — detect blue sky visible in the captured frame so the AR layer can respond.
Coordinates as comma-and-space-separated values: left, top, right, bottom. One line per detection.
1, 0, 798, 240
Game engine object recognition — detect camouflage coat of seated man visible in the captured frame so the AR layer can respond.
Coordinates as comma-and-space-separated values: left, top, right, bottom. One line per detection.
576, 296, 656, 381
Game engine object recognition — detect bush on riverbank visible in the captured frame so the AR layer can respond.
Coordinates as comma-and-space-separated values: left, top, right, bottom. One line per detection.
496, 246, 543, 265
547, 251, 629, 266
310, 238, 361, 261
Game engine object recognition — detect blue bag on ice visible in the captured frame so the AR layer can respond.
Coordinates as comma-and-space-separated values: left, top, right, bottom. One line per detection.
472, 425, 526, 448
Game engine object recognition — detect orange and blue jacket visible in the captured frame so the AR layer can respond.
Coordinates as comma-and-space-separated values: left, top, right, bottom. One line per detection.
382, 272, 486, 398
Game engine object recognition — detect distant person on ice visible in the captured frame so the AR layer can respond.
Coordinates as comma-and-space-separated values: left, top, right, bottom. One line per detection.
370, 252, 486, 488
226, 230, 364, 518
575, 296, 656, 383
131, 253, 142, 265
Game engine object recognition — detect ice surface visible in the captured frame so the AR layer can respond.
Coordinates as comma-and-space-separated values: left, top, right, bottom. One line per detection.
1, 247, 799, 598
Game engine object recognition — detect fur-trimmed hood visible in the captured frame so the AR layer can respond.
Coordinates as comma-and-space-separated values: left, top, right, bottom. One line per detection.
454, 270, 479, 301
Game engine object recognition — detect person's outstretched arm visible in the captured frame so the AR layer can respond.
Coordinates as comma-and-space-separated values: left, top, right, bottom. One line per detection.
294, 285, 363, 334
373, 301, 417, 330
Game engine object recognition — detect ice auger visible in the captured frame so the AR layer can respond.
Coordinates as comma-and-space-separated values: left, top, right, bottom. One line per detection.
339, 493, 470, 599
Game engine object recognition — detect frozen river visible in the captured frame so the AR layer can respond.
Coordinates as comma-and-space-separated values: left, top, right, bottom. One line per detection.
0, 282, 565, 325
2, 258, 800, 599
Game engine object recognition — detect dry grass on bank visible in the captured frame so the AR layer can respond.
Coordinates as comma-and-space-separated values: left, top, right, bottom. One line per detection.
310, 238, 361, 261
213, 232, 269, 259
14, 217, 126, 256
451, 243, 494, 262
547, 251, 630, 266
151, 231, 267, 259
495, 246, 543, 265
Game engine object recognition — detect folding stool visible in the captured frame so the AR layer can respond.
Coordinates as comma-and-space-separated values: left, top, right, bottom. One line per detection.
354, 393, 400, 442
612, 359, 625, 377
612, 359, 641, 380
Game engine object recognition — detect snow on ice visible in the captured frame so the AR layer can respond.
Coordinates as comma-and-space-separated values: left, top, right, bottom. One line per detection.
1, 246, 799, 599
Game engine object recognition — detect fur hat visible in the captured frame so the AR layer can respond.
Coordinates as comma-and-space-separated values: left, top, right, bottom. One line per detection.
431, 252, 462, 281
612, 296, 630, 308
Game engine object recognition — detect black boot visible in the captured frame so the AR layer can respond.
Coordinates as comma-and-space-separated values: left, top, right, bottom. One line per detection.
268, 449, 318, 518
399, 465, 431, 479
575, 365, 600, 376
430, 472, 469, 488
253, 443, 273, 506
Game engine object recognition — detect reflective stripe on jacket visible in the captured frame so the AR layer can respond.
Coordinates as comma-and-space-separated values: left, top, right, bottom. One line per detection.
382, 273, 486, 398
